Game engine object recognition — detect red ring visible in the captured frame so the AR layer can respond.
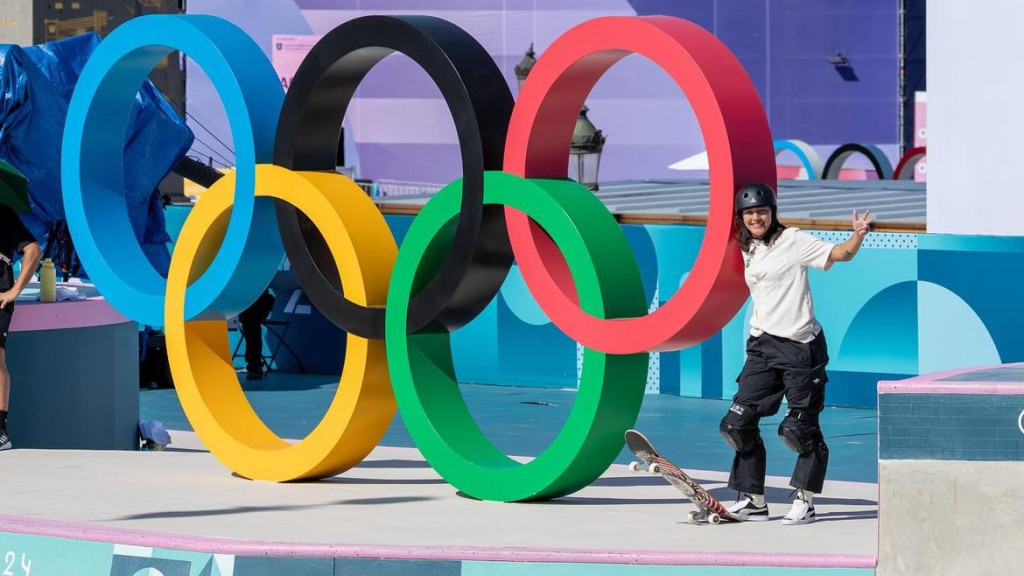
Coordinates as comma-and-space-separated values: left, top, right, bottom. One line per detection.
504, 16, 776, 353
893, 146, 926, 180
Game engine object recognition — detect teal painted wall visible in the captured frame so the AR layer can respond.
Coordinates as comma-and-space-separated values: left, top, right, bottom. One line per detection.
165, 205, 1024, 409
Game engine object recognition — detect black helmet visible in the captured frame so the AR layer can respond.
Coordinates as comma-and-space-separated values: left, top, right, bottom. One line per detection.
735, 183, 777, 213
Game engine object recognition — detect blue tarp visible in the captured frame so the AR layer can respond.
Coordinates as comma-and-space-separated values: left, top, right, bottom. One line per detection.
0, 33, 193, 275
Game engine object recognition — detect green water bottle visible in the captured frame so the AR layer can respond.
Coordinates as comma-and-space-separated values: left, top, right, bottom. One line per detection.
40, 258, 56, 303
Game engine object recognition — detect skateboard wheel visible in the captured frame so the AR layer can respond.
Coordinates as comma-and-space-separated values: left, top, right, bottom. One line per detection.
628, 461, 641, 472
686, 511, 699, 524
708, 513, 721, 525
648, 463, 661, 474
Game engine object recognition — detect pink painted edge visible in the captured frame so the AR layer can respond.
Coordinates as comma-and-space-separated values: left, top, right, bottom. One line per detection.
9, 299, 131, 332
877, 362, 1024, 394
879, 381, 1024, 395
0, 514, 876, 568
898, 362, 1024, 384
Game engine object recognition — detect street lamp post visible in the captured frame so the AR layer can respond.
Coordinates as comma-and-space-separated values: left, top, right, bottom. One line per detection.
569, 105, 606, 191
514, 43, 536, 92
514, 45, 606, 191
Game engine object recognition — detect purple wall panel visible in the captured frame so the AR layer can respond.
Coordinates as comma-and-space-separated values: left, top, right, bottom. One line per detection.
629, 0, 899, 157
717, 19, 767, 61
765, 0, 898, 144
351, 58, 447, 99
297, 0, 505, 8
358, 143, 459, 185
773, 101, 898, 145
186, 0, 899, 184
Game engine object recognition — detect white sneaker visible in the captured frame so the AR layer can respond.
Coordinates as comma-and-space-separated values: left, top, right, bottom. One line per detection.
726, 493, 770, 521
781, 498, 816, 525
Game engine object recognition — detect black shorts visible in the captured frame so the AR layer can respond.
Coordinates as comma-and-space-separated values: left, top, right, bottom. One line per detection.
0, 305, 12, 349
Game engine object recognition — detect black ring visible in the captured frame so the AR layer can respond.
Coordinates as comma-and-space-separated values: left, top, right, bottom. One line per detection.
822, 143, 893, 180
273, 15, 515, 339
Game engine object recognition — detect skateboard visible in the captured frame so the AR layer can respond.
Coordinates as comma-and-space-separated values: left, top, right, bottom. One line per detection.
625, 429, 739, 524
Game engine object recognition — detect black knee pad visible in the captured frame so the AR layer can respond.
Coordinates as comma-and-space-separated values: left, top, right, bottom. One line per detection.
719, 403, 761, 453
778, 409, 822, 454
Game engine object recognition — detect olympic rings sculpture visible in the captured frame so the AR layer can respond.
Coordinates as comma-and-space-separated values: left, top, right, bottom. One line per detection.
775, 141, 926, 182
62, 14, 774, 501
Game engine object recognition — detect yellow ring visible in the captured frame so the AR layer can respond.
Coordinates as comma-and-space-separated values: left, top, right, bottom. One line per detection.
165, 164, 397, 481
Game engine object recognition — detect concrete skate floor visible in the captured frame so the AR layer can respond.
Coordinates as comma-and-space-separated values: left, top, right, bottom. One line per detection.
0, 431, 877, 562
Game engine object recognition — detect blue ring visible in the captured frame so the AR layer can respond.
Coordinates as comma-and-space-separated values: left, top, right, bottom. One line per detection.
62, 15, 285, 325
773, 139, 822, 180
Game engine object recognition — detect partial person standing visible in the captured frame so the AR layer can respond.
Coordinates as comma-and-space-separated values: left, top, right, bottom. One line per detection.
719, 183, 873, 524
238, 289, 275, 380
0, 204, 43, 451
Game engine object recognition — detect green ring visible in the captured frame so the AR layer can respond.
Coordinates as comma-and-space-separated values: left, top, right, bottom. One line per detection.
386, 171, 649, 501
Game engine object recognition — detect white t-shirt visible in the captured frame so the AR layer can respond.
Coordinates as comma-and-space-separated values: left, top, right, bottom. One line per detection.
744, 227, 834, 343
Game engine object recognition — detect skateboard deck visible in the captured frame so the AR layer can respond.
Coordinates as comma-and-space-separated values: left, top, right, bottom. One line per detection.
625, 429, 739, 524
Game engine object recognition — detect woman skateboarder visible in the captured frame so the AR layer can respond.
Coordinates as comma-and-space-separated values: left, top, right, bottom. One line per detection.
719, 183, 873, 525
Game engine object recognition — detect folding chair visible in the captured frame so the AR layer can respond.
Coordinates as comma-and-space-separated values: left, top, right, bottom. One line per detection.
262, 311, 305, 373
230, 268, 307, 373
230, 314, 305, 373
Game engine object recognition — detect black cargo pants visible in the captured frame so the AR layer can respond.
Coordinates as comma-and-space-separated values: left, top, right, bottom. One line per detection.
722, 331, 830, 495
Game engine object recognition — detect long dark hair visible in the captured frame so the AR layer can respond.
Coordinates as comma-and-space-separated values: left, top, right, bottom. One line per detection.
736, 205, 787, 253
